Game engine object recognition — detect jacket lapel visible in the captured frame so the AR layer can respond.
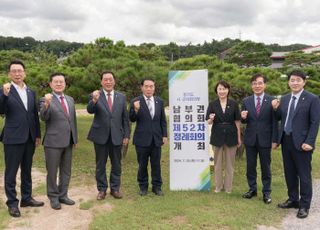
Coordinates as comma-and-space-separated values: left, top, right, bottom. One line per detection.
10, 85, 27, 112
99, 90, 111, 113
142, 95, 153, 119
65, 95, 74, 119
112, 92, 118, 113
282, 94, 291, 119
248, 95, 257, 118
52, 95, 69, 119
26, 88, 33, 112
259, 95, 268, 116
293, 91, 306, 117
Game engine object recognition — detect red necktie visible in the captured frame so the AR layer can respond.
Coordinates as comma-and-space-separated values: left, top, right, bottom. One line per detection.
107, 93, 112, 112
60, 96, 69, 116
256, 96, 261, 115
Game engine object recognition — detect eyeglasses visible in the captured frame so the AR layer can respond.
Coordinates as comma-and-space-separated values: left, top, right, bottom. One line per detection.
252, 82, 264, 86
10, 69, 25, 74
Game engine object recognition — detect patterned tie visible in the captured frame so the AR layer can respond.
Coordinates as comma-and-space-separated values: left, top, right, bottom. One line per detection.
60, 96, 69, 116
256, 96, 261, 115
107, 93, 112, 112
284, 96, 296, 134
147, 98, 154, 118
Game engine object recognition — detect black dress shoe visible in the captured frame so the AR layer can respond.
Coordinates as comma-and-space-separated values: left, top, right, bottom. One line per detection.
277, 199, 299, 209
297, 208, 309, 218
59, 197, 75, 205
139, 190, 148, 196
263, 194, 272, 204
8, 207, 21, 217
20, 198, 44, 207
242, 190, 257, 199
152, 189, 164, 196
50, 200, 61, 210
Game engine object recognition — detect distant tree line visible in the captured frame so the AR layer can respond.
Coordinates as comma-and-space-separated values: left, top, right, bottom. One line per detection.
0, 36, 310, 61
0, 37, 319, 105
0, 36, 83, 57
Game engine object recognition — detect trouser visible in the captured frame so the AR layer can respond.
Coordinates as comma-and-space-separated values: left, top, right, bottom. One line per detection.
213, 145, 237, 192
4, 137, 35, 208
94, 138, 122, 192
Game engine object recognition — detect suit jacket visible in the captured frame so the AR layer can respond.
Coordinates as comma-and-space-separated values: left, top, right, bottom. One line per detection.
129, 95, 167, 147
39, 94, 78, 148
87, 90, 130, 145
275, 90, 320, 151
206, 98, 240, 147
241, 94, 278, 148
0, 85, 40, 144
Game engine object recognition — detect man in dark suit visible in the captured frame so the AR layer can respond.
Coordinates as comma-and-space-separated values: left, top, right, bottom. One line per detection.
129, 78, 168, 196
40, 73, 78, 210
0, 60, 44, 218
272, 70, 320, 218
87, 71, 130, 200
241, 73, 278, 204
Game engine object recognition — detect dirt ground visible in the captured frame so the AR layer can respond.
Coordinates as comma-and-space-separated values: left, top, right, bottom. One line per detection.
0, 169, 112, 230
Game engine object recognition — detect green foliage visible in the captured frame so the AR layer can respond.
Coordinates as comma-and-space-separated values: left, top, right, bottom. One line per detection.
0, 36, 83, 56
1, 37, 319, 104
283, 51, 320, 67
224, 40, 272, 67
267, 43, 309, 52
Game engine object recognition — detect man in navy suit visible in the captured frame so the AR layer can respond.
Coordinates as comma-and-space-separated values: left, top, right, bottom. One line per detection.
272, 70, 320, 218
129, 78, 167, 196
0, 60, 44, 218
87, 71, 130, 200
241, 73, 278, 204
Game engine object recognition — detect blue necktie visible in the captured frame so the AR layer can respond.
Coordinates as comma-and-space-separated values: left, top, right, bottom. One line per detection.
284, 96, 296, 134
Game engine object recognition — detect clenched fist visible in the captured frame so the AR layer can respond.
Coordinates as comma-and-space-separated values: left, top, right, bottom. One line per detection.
271, 98, 280, 110
209, 113, 215, 120
44, 93, 53, 104
92, 90, 100, 103
133, 100, 140, 113
241, 110, 248, 119
2, 83, 11, 96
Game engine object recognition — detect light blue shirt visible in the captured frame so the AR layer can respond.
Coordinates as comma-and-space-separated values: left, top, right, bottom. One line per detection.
284, 89, 304, 128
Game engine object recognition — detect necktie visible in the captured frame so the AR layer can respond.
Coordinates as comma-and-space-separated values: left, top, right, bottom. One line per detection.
60, 96, 69, 116
107, 93, 112, 112
256, 96, 261, 115
147, 98, 154, 118
284, 96, 296, 134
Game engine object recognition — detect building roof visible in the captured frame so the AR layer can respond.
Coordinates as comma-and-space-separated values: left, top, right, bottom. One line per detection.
270, 51, 290, 59
302, 45, 320, 53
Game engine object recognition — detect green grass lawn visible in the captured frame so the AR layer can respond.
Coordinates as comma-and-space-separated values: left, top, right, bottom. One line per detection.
75, 103, 88, 110
0, 116, 319, 230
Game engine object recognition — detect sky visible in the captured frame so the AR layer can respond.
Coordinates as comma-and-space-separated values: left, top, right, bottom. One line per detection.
0, 0, 319, 46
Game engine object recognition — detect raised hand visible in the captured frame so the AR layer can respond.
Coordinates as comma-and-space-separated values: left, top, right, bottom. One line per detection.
92, 90, 100, 103
3, 83, 11, 96
241, 110, 248, 119
271, 98, 280, 110
133, 100, 140, 113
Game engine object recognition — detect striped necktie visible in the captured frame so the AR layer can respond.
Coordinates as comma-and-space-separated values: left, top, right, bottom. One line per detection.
256, 96, 261, 115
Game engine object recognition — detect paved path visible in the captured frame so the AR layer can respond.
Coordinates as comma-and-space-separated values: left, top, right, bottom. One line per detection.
258, 179, 320, 230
